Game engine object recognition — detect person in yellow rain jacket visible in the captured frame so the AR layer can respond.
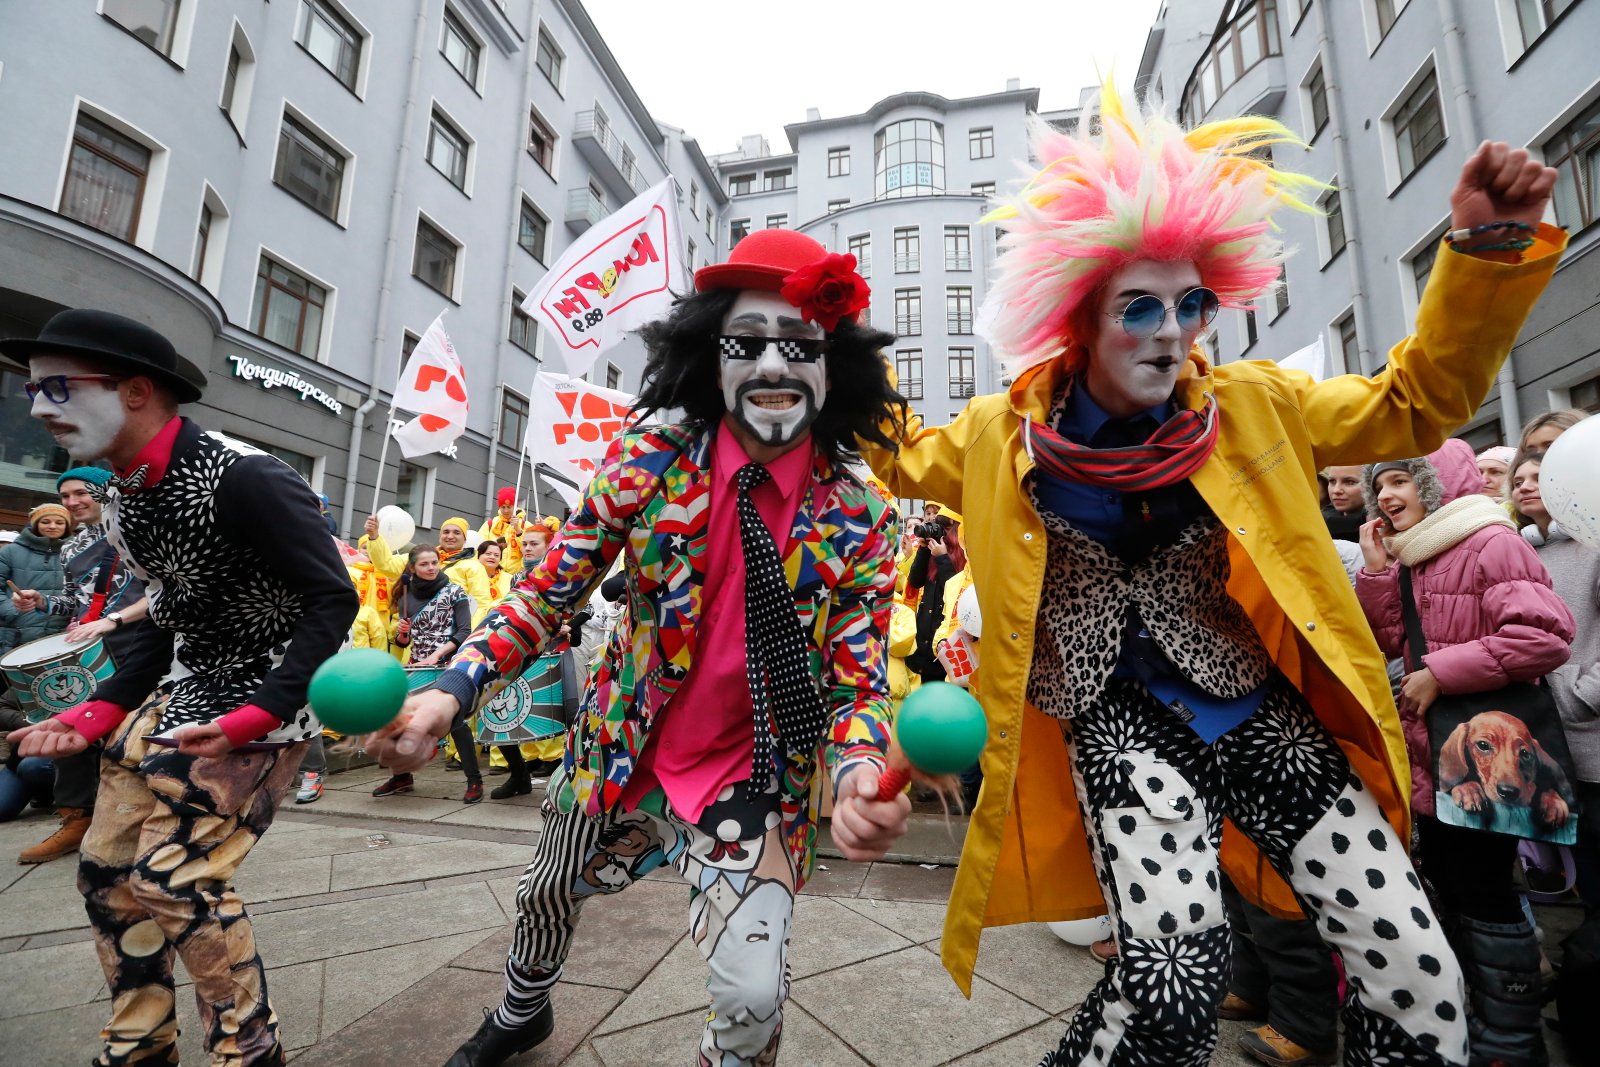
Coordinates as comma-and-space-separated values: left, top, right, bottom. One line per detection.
437, 516, 492, 617
867, 81, 1565, 1067
481, 487, 536, 574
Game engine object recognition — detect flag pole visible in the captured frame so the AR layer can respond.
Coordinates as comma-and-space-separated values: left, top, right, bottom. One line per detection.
526, 376, 545, 519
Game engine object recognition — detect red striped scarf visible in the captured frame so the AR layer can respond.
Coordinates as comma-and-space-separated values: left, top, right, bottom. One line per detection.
1026, 394, 1219, 491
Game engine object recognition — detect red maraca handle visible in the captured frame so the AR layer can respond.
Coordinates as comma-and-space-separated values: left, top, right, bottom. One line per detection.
876, 765, 911, 802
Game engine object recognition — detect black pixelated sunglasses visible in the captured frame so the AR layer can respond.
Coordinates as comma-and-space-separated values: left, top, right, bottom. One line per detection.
717, 335, 829, 364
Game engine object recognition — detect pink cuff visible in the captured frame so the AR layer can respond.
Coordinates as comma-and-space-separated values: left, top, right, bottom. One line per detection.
217, 705, 284, 747
57, 700, 130, 744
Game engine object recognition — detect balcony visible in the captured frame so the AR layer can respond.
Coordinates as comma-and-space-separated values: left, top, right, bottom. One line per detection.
946, 254, 972, 271
574, 108, 645, 199
947, 315, 974, 335
949, 380, 976, 399
564, 186, 606, 234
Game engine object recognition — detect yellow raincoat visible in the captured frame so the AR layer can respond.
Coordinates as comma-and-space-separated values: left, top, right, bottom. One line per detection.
867, 226, 1567, 995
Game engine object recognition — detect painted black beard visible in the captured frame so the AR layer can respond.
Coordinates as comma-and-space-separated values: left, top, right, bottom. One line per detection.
730, 378, 822, 446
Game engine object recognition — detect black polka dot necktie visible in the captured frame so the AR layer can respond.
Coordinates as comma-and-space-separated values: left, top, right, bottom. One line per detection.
736, 462, 825, 792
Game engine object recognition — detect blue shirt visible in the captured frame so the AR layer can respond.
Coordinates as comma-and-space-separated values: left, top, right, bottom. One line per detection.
1032, 382, 1267, 743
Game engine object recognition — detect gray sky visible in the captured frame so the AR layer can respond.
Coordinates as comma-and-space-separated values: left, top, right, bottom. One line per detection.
584, 1, 1165, 156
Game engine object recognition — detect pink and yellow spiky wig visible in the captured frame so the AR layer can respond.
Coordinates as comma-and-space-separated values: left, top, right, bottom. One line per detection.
984, 79, 1324, 378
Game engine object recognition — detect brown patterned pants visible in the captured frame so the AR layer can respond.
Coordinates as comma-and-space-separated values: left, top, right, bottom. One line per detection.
78, 698, 305, 1066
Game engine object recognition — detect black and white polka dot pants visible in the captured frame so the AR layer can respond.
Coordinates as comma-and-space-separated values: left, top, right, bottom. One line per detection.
1041, 679, 1469, 1067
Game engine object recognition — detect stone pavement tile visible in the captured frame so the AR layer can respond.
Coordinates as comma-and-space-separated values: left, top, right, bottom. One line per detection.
248, 823, 450, 862
306, 787, 467, 823
0, 861, 31, 893
0, 998, 113, 1067
592, 936, 707, 1034
559, 1046, 604, 1067
943, 1018, 1061, 1065
798, 857, 870, 898
0, 881, 93, 938
320, 929, 494, 1036
9, 849, 82, 890
489, 874, 522, 920
0, 810, 62, 856
0, 934, 27, 953
857, 861, 957, 904
251, 880, 505, 967
329, 838, 534, 891
790, 895, 912, 979
838, 897, 949, 944
323, 767, 393, 791
936, 922, 1105, 1015
0, 937, 105, 1019
590, 1001, 868, 1067
435, 800, 546, 833
791, 944, 1047, 1065
235, 853, 334, 904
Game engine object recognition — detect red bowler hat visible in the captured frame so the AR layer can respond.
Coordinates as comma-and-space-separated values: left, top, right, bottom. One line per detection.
694, 229, 832, 293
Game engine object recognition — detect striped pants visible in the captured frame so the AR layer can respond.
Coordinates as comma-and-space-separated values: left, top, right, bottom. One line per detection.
504, 782, 797, 1066
1042, 679, 1469, 1067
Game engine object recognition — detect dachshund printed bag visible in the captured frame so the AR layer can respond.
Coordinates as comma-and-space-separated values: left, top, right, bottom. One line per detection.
1400, 565, 1581, 844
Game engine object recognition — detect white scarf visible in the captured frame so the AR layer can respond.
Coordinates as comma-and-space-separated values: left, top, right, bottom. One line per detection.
1385, 494, 1516, 567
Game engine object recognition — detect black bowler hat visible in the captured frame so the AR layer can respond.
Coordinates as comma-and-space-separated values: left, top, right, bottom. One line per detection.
0, 308, 205, 403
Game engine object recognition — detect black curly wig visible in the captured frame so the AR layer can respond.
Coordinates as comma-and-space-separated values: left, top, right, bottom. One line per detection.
633, 288, 908, 465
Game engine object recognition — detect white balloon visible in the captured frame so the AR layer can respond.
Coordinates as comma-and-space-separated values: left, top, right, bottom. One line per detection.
1046, 915, 1112, 946
1539, 417, 1600, 551
465, 530, 484, 551
957, 584, 982, 639
375, 505, 416, 550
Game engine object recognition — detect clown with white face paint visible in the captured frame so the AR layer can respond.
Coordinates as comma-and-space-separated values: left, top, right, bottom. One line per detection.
28, 353, 132, 461
366, 229, 913, 1067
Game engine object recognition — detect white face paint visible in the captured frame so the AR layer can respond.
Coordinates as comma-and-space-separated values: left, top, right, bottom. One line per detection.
717, 290, 829, 452
28, 354, 128, 461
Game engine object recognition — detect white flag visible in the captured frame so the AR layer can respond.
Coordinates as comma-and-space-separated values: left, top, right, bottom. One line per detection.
1277, 336, 1328, 382
528, 373, 638, 490
521, 178, 681, 378
391, 311, 469, 458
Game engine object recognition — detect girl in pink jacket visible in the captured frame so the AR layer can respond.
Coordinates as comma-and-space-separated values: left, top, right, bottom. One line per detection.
1356, 437, 1574, 1067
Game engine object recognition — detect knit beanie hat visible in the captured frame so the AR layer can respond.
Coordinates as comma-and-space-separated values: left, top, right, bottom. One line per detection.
496, 487, 516, 507
56, 466, 112, 492
441, 516, 470, 534
1476, 445, 1515, 467
29, 502, 71, 531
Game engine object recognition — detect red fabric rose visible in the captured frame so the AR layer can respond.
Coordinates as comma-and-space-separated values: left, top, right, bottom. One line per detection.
779, 253, 871, 333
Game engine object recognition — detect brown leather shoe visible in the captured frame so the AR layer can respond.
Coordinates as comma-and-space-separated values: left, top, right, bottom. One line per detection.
1089, 937, 1118, 961
1237, 1024, 1337, 1066
1219, 991, 1267, 1021
19, 807, 92, 864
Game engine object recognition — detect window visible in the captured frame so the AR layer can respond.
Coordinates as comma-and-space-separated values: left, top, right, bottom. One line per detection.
969, 127, 995, 160
1335, 312, 1358, 375
705, 212, 714, 240
1306, 62, 1328, 140
1516, 0, 1577, 49
296, 0, 362, 91
535, 26, 562, 89
827, 198, 850, 213
686, 238, 696, 269
606, 363, 621, 390
948, 348, 976, 398
192, 204, 213, 280
1243, 307, 1258, 350
875, 118, 945, 199
944, 226, 971, 271
947, 287, 974, 335
402, 331, 420, 360
104, 0, 180, 56
1410, 233, 1441, 301
274, 114, 345, 221
763, 169, 791, 192
233, 435, 317, 485
527, 108, 556, 172
1375, 0, 1397, 37
441, 9, 480, 87
59, 114, 151, 242
1323, 187, 1347, 260
971, 180, 995, 198
1570, 373, 1600, 413
894, 288, 921, 335
413, 218, 458, 298
848, 233, 871, 277
730, 218, 750, 245
222, 45, 242, 115
1272, 267, 1290, 319
896, 349, 924, 400
828, 146, 851, 177
499, 386, 529, 448
766, 213, 787, 229
728, 173, 754, 196
689, 183, 699, 217
1546, 96, 1600, 231
893, 227, 920, 272
395, 461, 429, 520
251, 256, 326, 359
1180, 0, 1283, 126
509, 289, 534, 353
427, 108, 469, 190
1392, 70, 1445, 182
518, 198, 548, 261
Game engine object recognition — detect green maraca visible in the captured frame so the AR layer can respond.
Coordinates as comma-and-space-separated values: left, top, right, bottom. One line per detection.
308, 648, 410, 735
876, 681, 987, 800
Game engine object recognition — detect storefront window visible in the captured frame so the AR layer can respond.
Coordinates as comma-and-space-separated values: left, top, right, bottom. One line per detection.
0, 369, 71, 525
230, 433, 317, 486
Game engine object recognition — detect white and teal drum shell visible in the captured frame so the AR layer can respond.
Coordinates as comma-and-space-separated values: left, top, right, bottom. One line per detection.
476, 654, 568, 745
0, 632, 117, 722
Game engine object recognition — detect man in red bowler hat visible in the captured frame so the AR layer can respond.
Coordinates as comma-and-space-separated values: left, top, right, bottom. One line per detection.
367, 230, 913, 1066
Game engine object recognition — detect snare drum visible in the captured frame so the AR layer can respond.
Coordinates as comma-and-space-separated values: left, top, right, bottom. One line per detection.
475, 654, 567, 745
403, 665, 446, 693
0, 631, 117, 722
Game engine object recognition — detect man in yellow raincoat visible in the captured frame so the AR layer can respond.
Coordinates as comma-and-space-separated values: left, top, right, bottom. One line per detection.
869, 84, 1564, 1067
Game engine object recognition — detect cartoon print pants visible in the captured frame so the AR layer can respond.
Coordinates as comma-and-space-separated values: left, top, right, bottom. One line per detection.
1041, 678, 1470, 1067
78, 696, 304, 1067
506, 778, 796, 1067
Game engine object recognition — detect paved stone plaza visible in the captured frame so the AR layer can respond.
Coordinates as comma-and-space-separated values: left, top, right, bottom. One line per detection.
0, 762, 1581, 1066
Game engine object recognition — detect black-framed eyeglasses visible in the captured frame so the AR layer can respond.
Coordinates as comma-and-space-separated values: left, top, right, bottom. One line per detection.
24, 374, 126, 404
717, 335, 829, 364
1105, 287, 1220, 339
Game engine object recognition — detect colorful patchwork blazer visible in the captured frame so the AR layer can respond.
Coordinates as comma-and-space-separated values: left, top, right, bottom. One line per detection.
445, 422, 900, 882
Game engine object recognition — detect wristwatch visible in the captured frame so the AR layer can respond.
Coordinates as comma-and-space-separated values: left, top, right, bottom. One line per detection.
106, 611, 124, 628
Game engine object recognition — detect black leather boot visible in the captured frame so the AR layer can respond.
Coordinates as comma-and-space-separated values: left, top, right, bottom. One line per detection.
443, 1003, 555, 1067
1455, 916, 1549, 1067
489, 773, 533, 800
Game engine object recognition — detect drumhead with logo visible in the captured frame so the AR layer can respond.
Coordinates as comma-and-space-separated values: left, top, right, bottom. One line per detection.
477, 654, 566, 744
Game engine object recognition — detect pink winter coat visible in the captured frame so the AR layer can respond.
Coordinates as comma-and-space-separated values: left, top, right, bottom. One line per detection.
1356, 439, 1575, 814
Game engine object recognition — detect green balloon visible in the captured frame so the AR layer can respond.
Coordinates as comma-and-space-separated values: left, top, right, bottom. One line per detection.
308, 649, 409, 734
896, 682, 987, 775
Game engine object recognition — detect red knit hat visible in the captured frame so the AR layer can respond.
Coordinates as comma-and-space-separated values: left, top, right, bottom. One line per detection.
496, 487, 515, 507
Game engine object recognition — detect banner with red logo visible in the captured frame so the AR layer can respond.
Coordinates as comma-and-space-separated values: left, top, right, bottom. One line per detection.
527, 372, 639, 491
520, 178, 680, 379
391, 311, 469, 458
